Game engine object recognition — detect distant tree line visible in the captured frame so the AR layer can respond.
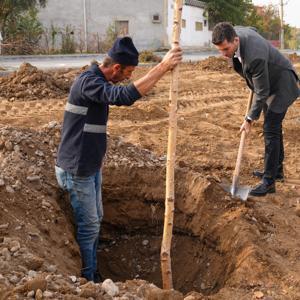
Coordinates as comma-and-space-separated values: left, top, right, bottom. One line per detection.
200, 0, 298, 48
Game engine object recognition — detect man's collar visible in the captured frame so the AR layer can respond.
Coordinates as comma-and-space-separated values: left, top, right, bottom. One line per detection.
235, 43, 241, 58
90, 63, 104, 77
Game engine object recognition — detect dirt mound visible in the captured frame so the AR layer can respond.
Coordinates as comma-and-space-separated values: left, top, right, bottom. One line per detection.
0, 124, 174, 299
197, 56, 233, 72
0, 63, 84, 102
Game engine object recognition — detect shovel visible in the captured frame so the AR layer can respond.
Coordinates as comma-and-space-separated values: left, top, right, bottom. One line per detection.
221, 90, 254, 201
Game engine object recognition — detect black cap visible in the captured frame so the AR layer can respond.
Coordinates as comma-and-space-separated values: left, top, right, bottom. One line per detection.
108, 37, 139, 66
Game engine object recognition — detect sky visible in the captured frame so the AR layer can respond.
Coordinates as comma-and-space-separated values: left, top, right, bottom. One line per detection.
252, 0, 300, 28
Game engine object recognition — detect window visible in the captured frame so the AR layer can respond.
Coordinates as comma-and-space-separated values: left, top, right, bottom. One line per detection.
182, 19, 186, 28
195, 22, 203, 31
115, 20, 129, 36
152, 14, 161, 23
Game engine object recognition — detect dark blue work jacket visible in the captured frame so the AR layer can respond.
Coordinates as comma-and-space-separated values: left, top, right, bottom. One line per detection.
56, 63, 141, 176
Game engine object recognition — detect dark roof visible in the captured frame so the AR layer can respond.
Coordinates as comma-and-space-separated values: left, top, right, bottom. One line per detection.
184, 0, 206, 9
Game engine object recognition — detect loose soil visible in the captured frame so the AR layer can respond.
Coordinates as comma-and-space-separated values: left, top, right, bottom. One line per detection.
0, 58, 300, 300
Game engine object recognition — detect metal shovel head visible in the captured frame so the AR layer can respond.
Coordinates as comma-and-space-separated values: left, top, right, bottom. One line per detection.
220, 180, 251, 201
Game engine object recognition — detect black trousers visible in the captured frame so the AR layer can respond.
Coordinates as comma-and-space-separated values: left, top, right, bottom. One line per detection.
263, 105, 287, 183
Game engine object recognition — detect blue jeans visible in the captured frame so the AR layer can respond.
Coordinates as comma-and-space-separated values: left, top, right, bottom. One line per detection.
55, 166, 103, 282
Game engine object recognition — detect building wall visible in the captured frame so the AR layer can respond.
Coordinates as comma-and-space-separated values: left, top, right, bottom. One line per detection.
167, 0, 212, 48
38, 0, 212, 52
38, 0, 169, 51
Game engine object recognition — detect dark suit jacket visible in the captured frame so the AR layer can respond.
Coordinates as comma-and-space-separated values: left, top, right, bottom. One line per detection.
233, 26, 299, 120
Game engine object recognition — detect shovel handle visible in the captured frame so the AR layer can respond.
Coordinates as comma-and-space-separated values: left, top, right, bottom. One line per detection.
232, 90, 254, 190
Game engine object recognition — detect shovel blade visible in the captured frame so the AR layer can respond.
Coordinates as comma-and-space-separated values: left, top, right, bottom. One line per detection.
232, 186, 250, 201
220, 181, 250, 201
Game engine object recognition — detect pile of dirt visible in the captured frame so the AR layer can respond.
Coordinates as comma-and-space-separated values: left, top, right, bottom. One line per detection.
0, 123, 177, 299
197, 56, 233, 72
0, 63, 83, 102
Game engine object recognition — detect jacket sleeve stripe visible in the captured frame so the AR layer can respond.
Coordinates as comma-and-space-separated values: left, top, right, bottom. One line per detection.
65, 102, 88, 115
83, 124, 107, 133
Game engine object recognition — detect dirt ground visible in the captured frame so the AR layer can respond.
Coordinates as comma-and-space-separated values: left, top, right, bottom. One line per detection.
0, 56, 300, 300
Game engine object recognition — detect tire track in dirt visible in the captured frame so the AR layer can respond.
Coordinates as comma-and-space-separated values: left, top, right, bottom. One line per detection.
0, 99, 66, 119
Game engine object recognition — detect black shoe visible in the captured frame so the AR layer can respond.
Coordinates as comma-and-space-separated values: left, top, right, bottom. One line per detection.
252, 170, 284, 182
249, 182, 276, 197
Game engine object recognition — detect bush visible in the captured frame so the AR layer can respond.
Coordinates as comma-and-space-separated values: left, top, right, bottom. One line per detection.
98, 23, 118, 53
61, 25, 76, 54
3, 8, 43, 55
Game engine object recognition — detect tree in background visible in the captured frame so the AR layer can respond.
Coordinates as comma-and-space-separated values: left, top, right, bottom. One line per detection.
200, 0, 296, 49
201, 0, 253, 29
0, 0, 47, 54
245, 4, 294, 48
286, 27, 300, 50
248, 5, 281, 40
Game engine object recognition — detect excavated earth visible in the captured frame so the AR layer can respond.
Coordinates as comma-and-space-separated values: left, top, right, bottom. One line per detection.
0, 56, 300, 300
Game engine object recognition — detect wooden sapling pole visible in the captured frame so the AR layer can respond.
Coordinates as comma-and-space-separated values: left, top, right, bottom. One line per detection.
160, 0, 183, 290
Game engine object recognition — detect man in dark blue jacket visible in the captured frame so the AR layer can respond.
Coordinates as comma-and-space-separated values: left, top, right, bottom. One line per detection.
55, 37, 182, 282
212, 22, 299, 197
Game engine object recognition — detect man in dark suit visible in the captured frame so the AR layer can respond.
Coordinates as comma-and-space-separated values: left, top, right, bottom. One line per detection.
212, 22, 299, 196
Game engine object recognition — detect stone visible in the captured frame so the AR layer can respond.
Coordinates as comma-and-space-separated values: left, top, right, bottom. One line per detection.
0, 223, 9, 229
27, 175, 41, 182
101, 278, 119, 297
142, 240, 149, 246
137, 284, 183, 300
46, 265, 57, 273
1, 248, 11, 261
35, 288, 43, 300
184, 296, 196, 300
254, 291, 264, 299
79, 281, 100, 298
43, 290, 54, 297
6, 185, 14, 193
23, 276, 47, 292
13, 180, 22, 190
0, 178, 5, 186
24, 255, 44, 270
9, 275, 20, 284
9, 240, 21, 252
28, 270, 37, 278
27, 290, 35, 297
70, 275, 77, 283
14, 145, 20, 152
35, 150, 44, 157
4, 141, 13, 151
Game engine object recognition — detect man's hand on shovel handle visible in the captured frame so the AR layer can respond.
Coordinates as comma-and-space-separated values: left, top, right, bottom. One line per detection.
240, 120, 252, 134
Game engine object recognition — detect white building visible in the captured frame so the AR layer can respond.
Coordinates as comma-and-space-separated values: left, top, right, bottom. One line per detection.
171, 0, 212, 48
38, 0, 212, 52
